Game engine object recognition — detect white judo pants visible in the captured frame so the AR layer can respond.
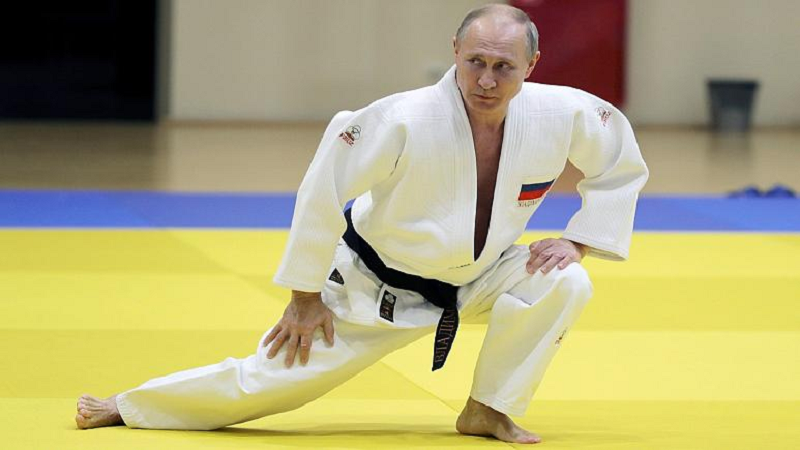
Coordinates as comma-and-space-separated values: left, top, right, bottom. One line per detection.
116, 244, 592, 430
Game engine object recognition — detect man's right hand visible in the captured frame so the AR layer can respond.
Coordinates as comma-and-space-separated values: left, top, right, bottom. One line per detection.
262, 290, 335, 368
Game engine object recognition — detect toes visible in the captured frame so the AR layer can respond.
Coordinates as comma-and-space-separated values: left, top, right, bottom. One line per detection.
83, 398, 103, 408
75, 414, 88, 429
519, 432, 541, 444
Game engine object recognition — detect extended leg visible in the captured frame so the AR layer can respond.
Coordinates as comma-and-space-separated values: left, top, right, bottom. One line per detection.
78, 318, 427, 430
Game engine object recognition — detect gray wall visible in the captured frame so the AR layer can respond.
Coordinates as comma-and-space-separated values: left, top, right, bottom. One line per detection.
626, 0, 800, 126
163, 0, 800, 126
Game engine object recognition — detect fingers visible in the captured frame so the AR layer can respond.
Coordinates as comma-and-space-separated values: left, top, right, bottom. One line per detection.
266, 304, 336, 367
266, 329, 288, 359
557, 255, 577, 270
540, 253, 567, 274
283, 333, 300, 368
529, 238, 556, 253
298, 334, 312, 366
527, 239, 554, 274
526, 251, 539, 274
262, 325, 280, 347
527, 247, 552, 274
528, 238, 583, 274
266, 329, 315, 368
323, 318, 335, 347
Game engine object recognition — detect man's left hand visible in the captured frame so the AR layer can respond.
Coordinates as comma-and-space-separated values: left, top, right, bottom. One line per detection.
527, 238, 588, 275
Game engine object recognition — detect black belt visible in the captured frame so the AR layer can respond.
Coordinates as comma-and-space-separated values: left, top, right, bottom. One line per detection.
342, 208, 459, 371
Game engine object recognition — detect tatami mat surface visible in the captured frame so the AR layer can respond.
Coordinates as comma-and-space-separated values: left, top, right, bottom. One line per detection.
1, 227, 798, 448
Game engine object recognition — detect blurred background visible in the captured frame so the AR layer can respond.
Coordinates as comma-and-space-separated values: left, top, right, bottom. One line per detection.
1, 0, 799, 194
1, 2, 798, 449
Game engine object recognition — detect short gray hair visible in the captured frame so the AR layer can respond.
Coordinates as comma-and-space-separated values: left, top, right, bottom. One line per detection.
455, 4, 539, 60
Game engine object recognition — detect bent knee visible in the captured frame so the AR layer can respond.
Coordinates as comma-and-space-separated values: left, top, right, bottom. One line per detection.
508, 263, 593, 306
552, 263, 593, 302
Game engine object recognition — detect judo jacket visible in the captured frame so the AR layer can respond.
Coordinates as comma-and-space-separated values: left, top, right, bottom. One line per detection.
273, 65, 649, 294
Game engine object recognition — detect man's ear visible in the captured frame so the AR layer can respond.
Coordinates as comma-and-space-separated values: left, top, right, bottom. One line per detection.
525, 51, 541, 78
452, 35, 459, 56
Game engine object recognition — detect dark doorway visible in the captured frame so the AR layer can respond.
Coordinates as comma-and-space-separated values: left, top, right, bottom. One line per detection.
0, 1, 157, 120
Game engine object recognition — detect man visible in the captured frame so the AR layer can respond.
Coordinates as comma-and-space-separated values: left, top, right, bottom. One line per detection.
76, 4, 648, 445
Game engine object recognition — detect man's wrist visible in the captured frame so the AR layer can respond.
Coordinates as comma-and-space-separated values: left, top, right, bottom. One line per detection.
564, 239, 589, 258
292, 290, 322, 303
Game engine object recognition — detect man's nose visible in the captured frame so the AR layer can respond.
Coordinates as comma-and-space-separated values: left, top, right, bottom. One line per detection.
478, 71, 496, 90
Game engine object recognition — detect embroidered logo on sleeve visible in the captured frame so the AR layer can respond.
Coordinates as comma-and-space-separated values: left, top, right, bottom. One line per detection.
595, 107, 612, 127
338, 125, 361, 147
517, 180, 554, 207
328, 268, 345, 285
379, 290, 396, 322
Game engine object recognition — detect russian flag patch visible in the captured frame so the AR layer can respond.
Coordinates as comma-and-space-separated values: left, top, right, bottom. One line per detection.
518, 180, 554, 206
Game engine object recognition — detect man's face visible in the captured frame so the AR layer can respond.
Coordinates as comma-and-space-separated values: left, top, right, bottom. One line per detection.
454, 18, 539, 119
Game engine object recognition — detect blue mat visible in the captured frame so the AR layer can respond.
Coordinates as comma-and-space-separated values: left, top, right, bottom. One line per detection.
1, 190, 798, 232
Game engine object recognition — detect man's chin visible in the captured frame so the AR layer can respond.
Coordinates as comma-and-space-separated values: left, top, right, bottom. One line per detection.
467, 99, 502, 114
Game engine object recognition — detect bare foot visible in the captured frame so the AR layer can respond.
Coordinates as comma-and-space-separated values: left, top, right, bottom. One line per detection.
456, 397, 541, 444
75, 394, 123, 429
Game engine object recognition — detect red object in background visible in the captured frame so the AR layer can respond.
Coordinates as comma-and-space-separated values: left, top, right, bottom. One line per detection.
511, 0, 627, 107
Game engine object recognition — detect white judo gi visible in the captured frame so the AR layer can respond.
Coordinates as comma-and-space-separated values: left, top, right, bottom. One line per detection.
116, 66, 648, 430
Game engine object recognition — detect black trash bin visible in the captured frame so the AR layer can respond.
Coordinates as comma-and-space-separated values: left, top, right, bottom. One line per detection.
707, 79, 759, 132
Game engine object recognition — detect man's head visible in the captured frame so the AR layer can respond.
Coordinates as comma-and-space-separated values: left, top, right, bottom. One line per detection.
453, 4, 541, 120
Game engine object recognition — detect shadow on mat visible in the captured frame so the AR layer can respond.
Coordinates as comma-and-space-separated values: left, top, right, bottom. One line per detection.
202, 425, 644, 447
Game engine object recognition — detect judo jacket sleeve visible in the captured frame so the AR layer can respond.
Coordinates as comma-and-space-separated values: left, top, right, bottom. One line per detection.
561, 94, 649, 261
273, 104, 406, 292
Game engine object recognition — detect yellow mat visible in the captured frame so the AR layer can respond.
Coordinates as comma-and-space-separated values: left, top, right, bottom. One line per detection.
1, 230, 798, 449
